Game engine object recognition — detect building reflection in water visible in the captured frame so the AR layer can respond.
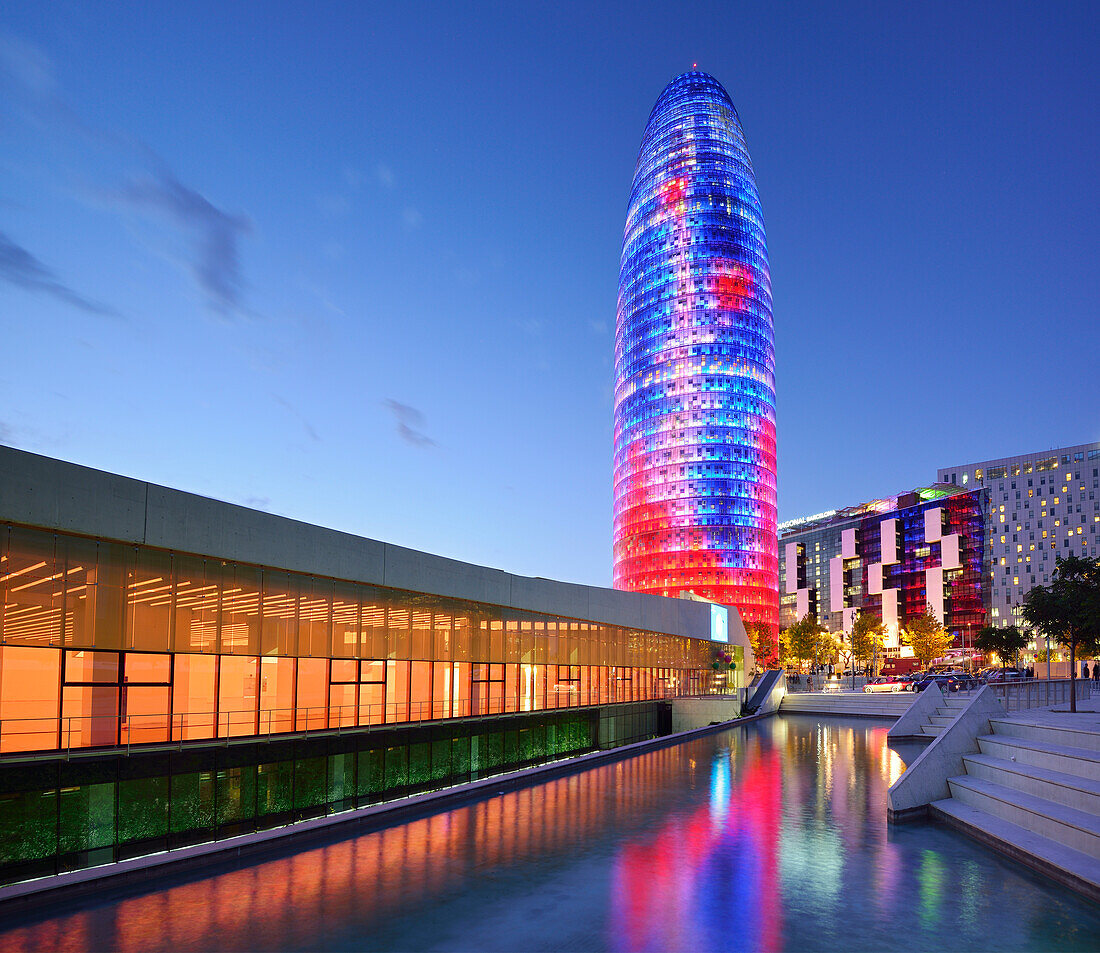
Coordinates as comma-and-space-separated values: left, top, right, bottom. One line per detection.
609, 721, 911, 953
3, 719, 1092, 953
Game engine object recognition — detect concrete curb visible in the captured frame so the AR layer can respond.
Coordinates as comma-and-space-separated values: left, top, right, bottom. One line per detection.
0, 709, 774, 914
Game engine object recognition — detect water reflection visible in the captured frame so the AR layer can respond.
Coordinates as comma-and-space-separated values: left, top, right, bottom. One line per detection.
1, 717, 1098, 952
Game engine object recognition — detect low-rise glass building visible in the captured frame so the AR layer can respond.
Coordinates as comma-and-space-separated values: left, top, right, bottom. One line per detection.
0, 447, 747, 886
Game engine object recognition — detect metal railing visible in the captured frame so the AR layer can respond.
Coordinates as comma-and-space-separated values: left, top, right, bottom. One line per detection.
985, 677, 1091, 712
0, 683, 739, 756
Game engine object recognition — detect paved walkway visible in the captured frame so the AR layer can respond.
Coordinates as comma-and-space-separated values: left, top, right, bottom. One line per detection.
1004, 691, 1100, 731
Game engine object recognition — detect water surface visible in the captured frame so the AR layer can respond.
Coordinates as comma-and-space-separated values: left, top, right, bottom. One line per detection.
1, 715, 1096, 952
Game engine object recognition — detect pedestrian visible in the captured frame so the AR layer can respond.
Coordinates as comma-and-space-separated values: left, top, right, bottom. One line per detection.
1085, 663, 1092, 681
807, 673, 814, 691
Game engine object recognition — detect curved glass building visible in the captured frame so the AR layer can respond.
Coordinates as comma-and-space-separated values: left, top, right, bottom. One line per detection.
613, 70, 777, 634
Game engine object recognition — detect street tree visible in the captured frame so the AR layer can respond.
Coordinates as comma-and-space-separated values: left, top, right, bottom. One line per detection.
785, 614, 825, 669
849, 611, 885, 674
974, 625, 1028, 673
903, 604, 952, 668
1021, 555, 1100, 713
746, 620, 778, 671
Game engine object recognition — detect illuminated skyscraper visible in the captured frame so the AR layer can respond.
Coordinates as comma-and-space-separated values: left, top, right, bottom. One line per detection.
613, 70, 777, 633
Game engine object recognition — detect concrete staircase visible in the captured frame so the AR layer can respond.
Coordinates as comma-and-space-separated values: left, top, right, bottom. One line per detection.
930, 717, 1100, 902
779, 691, 915, 719
918, 696, 970, 738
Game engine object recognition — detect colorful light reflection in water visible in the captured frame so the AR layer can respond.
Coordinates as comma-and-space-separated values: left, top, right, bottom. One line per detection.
612, 748, 781, 953
613, 70, 778, 634
2, 719, 1099, 952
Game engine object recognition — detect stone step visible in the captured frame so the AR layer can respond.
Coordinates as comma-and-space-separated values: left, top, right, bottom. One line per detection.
962, 753, 1100, 814
929, 714, 957, 726
990, 718, 1100, 753
930, 797, 1100, 904
977, 734, 1100, 783
947, 775, 1100, 859
921, 724, 944, 736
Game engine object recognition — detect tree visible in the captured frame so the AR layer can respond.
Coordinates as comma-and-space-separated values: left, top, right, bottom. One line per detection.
903, 604, 952, 667
784, 613, 825, 669
746, 621, 778, 672
1021, 555, 1100, 713
974, 625, 1029, 673
813, 629, 839, 668
849, 611, 885, 673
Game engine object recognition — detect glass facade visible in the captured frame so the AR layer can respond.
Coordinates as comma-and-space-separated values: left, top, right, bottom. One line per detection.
613, 70, 778, 635
0, 524, 720, 756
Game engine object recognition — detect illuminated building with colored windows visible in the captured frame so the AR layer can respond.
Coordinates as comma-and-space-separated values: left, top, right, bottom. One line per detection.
613, 70, 778, 635
937, 441, 1100, 632
779, 485, 989, 661
0, 446, 748, 887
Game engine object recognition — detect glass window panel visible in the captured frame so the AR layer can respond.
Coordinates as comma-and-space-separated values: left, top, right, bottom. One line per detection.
360, 660, 385, 682
410, 609, 431, 660
431, 661, 452, 719
361, 598, 387, 660
387, 607, 410, 660
123, 685, 169, 744
220, 565, 261, 655
410, 661, 431, 722
358, 680, 384, 726
260, 570, 297, 657
330, 659, 356, 682
331, 582, 360, 658
259, 656, 295, 734
172, 556, 218, 654
0, 646, 60, 753
2, 526, 64, 648
296, 657, 327, 731
299, 577, 332, 658
504, 663, 519, 712
62, 684, 118, 748
90, 541, 128, 652
218, 656, 258, 738
125, 548, 173, 652
453, 662, 470, 717
386, 660, 409, 723
329, 682, 356, 727
172, 654, 216, 740
65, 650, 119, 683
123, 653, 170, 684
432, 610, 452, 660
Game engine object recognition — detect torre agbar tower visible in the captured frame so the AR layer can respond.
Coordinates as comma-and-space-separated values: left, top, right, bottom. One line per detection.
613, 70, 778, 634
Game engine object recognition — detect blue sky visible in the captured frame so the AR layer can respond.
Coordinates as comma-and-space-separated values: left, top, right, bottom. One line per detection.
2, 1, 1097, 586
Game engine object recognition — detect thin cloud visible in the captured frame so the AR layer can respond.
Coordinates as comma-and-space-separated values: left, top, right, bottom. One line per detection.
3, 32, 256, 320
401, 207, 423, 230
0, 231, 121, 318
119, 170, 252, 318
384, 399, 436, 448
273, 394, 321, 442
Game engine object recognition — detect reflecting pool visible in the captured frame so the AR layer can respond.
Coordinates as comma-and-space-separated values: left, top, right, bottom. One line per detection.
1, 715, 1097, 952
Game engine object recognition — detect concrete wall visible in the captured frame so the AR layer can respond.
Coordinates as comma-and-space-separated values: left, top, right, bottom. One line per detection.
0, 445, 749, 649
671, 696, 741, 732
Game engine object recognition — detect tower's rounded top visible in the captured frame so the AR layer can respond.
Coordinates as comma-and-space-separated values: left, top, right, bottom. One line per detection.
647, 70, 738, 126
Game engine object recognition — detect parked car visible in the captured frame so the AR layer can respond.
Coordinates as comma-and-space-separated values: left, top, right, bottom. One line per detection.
983, 668, 1026, 682
863, 676, 907, 694
912, 673, 964, 693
